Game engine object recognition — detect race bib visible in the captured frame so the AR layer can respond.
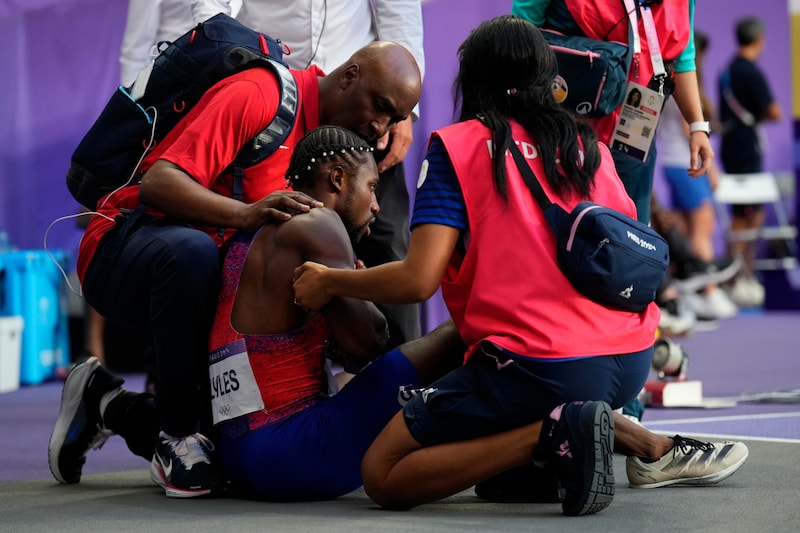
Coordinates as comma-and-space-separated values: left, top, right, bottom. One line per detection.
209, 339, 264, 424
611, 82, 664, 162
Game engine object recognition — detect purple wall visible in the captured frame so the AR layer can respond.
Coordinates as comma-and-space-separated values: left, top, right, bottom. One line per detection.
0, 0, 128, 266
0, 0, 795, 327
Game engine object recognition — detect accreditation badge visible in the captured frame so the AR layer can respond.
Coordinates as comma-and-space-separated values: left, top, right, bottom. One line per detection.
611, 82, 664, 163
208, 339, 264, 424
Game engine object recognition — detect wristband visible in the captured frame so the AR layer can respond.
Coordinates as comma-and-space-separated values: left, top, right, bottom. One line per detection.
689, 121, 711, 135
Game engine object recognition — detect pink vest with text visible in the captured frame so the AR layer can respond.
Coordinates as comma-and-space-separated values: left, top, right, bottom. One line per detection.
434, 119, 660, 361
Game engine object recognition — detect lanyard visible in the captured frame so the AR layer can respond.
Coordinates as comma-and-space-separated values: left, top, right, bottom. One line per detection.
621, 0, 667, 92
640, 5, 666, 80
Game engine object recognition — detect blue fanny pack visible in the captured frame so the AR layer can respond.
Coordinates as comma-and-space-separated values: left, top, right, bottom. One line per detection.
509, 143, 668, 312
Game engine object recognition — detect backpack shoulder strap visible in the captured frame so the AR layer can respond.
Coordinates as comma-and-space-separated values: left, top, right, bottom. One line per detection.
245, 59, 298, 162
720, 67, 756, 127
230, 59, 298, 201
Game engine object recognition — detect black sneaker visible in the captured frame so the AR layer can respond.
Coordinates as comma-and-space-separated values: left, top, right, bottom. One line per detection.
48, 357, 124, 484
474, 463, 561, 503
150, 431, 222, 498
536, 401, 615, 516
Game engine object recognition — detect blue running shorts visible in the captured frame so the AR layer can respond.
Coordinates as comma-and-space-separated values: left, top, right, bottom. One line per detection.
663, 166, 713, 212
219, 348, 420, 501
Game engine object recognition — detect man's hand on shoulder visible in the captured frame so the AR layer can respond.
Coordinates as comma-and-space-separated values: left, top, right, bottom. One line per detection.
240, 190, 323, 231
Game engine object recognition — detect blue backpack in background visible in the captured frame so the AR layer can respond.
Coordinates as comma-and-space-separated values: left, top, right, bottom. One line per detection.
542, 28, 632, 118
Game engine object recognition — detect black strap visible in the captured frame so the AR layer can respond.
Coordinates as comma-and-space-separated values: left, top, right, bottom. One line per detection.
227, 58, 298, 204
507, 142, 552, 211
232, 164, 244, 201
220, 59, 297, 238
233, 58, 299, 173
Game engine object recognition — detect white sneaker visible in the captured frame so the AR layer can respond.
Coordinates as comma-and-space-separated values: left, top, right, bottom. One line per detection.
747, 277, 765, 307
684, 289, 737, 320
703, 287, 738, 319
730, 276, 765, 308
627, 436, 749, 488
149, 431, 221, 498
658, 307, 695, 337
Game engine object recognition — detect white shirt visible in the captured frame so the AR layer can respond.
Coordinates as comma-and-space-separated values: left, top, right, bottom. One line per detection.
120, 0, 196, 87
656, 97, 691, 168
193, 0, 424, 117
120, 0, 243, 87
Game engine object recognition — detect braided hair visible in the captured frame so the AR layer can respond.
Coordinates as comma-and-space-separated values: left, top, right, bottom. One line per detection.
286, 126, 375, 189
454, 15, 600, 201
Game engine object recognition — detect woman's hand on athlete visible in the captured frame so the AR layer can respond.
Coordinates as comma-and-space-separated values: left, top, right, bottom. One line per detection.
292, 261, 334, 312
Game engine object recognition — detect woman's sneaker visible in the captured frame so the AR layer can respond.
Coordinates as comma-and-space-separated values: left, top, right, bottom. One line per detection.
626, 436, 749, 488
48, 357, 124, 484
535, 401, 615, 516
150, 431, 222, 498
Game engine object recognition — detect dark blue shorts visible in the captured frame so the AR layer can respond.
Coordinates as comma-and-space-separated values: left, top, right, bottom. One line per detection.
219, 348, 420, 501
403, 344, 652, 447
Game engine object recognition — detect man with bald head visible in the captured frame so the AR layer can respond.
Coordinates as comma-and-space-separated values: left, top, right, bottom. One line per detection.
48, 40, 422, 499
319, 42, 422, 147
195, 0, 427, 351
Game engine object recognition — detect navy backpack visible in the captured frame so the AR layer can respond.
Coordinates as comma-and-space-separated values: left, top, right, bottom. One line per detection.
67, 14, 298, 210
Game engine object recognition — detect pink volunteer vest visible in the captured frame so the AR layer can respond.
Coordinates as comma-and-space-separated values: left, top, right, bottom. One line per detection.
434, 119, 660, 362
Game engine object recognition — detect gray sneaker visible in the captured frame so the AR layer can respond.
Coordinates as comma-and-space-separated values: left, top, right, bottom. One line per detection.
48, 357, 124, 484
626, 435, 749, 488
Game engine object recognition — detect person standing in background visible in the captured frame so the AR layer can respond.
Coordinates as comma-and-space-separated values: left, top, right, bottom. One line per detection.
194, 0, 425, 348
657, 30, 738, 321
512, 0, 713, 225
718, 16, 783, 308
121, 0, 193, 87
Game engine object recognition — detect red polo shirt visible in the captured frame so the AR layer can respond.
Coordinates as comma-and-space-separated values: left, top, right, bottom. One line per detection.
76, 65, 322, 282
